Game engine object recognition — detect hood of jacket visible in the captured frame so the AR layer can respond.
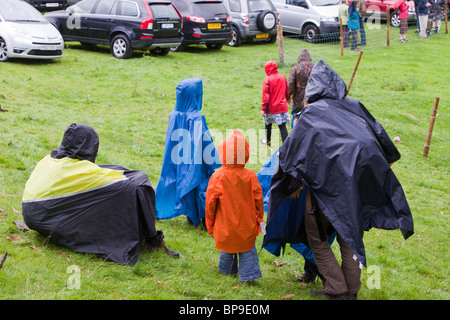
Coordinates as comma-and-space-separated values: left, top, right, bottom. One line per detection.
264, 60, 279, 76
298, 49, 312, 63
51, 123, 99, 163
174, 78, 203, 112
305, 60, 347, 103
217, 130, 249, 168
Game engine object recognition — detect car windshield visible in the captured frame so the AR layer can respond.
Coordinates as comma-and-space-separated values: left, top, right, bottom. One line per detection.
0, 0, 46, 22
148, 3, 180, 19
309, 0, 341, 6
248, 0, 273, 11
193, 3, 228, 16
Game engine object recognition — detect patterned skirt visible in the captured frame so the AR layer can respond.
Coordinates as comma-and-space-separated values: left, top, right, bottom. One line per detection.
263, 112, 291, 126
400, 18, 408, 34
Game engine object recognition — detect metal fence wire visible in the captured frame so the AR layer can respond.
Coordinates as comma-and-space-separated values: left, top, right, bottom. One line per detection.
276, 21, 448, 167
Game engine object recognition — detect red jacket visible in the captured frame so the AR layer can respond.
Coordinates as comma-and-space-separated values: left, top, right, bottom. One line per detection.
261, 60, 289, 114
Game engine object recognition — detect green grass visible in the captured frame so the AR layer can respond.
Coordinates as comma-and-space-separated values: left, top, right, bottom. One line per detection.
0, 24, 448, 301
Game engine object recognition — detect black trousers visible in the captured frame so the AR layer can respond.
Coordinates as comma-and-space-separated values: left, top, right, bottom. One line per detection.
265, 123, 288, 144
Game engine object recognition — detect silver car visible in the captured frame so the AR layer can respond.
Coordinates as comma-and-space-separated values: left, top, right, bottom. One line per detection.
272, 0, 341, 42
223, 0, 279, 47
0, 0, 64, 62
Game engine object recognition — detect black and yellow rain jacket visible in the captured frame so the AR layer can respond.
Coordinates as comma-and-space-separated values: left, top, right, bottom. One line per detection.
22, 124, 157, 265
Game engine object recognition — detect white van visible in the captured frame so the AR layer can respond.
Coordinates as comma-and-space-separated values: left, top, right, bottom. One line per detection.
271, 0, 341, 42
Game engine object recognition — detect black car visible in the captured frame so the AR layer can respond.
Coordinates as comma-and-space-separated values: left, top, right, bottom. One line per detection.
170, 0, 232, 51
24, 0, 79, 11
44, 0, 183, 58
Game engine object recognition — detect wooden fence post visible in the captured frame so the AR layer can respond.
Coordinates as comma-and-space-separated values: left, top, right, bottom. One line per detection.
340, 18, 344, 57
347, 50, 364, 95
277, 24, 284, 65
423, 97, 440, 157
445, 2, 448, 34
386, 8, 390, 46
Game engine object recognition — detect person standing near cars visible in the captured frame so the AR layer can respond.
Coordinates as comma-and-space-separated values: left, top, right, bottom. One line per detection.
348, 1, 361, 51
260, 60, 290, 146
339, 1, 350, 47
287, 49, 314, 127
399, 0, 413, 42
417, 0, 432, 38
357, 0, 367, 46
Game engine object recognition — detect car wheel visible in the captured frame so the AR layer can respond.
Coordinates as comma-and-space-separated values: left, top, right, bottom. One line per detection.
111, 34, 133, 59
0, 38, 8, 62
390, 11, 400, 28
227, 26, 242, 47
256, 10, 277, 33
303, 24, 319, 43
150, 48, 170, 56
206, 43, 223, 50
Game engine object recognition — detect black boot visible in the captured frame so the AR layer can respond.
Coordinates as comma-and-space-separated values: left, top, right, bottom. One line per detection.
141, 231, 179, 258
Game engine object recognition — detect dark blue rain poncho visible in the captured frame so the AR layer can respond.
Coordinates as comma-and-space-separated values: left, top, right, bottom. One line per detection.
155, 79, 221, 227
263, 60, 414, 267
257, 150, 334, 264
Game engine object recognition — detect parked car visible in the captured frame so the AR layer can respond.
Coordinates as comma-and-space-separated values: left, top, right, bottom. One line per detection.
24, 0, 71, 12
222, 0, 278, 47
170, 0, 232, 51
0, 0, 64, 62
365, 0, 416, 27
44, 0, 183, 58
271, 0, 341, 42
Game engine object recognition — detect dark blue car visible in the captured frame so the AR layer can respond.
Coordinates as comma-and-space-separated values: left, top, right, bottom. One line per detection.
44, 0, 183, 58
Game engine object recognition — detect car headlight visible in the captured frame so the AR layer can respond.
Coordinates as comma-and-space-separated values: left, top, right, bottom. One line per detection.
320, 16, 335, 22
14, 28, 32, 39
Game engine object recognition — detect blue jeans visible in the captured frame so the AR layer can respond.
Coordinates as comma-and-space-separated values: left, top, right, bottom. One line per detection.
218, 245, 262, 282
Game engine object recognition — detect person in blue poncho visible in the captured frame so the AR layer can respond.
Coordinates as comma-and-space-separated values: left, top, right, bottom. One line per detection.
155, 78, 221, 228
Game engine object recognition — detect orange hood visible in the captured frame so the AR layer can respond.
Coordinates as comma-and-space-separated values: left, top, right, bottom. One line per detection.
217, 130, 249, 168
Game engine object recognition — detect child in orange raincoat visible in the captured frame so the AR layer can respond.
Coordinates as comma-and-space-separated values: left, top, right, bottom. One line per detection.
205, 130, 264, 282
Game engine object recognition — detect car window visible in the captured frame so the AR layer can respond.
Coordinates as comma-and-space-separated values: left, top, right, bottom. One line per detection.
72, 0, 97, 13
119, 0, 139, 17
229, 0, 241, 12
150, 4, 180, 19
171, 0, 189, 12
249, 0, 273, 11
193, 3, 228, 16
0, 0, 46, 22
94, 0, 117, 14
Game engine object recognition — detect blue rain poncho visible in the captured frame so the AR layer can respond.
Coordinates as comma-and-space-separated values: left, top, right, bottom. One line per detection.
155, 78, 221, 227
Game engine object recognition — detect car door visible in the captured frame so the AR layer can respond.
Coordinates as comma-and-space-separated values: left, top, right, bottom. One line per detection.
88, 0, 117, 44
274, 0, 308, 34
65, 0, 97, 40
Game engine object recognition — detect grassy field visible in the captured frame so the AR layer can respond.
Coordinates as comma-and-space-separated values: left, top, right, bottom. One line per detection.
0, 24, 448, 303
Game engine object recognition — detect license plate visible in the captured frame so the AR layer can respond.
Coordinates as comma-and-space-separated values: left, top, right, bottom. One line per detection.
46, 3, 59, 7
256, 33, 268, 39
208, 23, 221, 30
161, 23, 174, 29
40, 45, 57, 50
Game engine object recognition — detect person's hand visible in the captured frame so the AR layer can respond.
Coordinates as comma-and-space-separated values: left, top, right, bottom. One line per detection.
261, 110, 266, 117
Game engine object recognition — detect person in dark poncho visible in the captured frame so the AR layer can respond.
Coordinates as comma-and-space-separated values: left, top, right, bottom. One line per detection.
22, 123, 179, 265
264, 60, 414, 300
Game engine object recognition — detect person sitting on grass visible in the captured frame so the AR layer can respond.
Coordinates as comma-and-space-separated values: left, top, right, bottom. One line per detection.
22, 123, 179, 265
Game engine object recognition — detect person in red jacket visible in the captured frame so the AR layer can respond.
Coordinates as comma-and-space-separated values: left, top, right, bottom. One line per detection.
260, 60, 290, 147
205, 130, 265, 283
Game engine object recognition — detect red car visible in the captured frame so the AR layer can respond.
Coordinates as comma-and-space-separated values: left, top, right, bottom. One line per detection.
365, 0, 417, 27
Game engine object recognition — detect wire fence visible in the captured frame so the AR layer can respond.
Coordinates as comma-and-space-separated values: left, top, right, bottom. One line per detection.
276, 20, 448, 167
